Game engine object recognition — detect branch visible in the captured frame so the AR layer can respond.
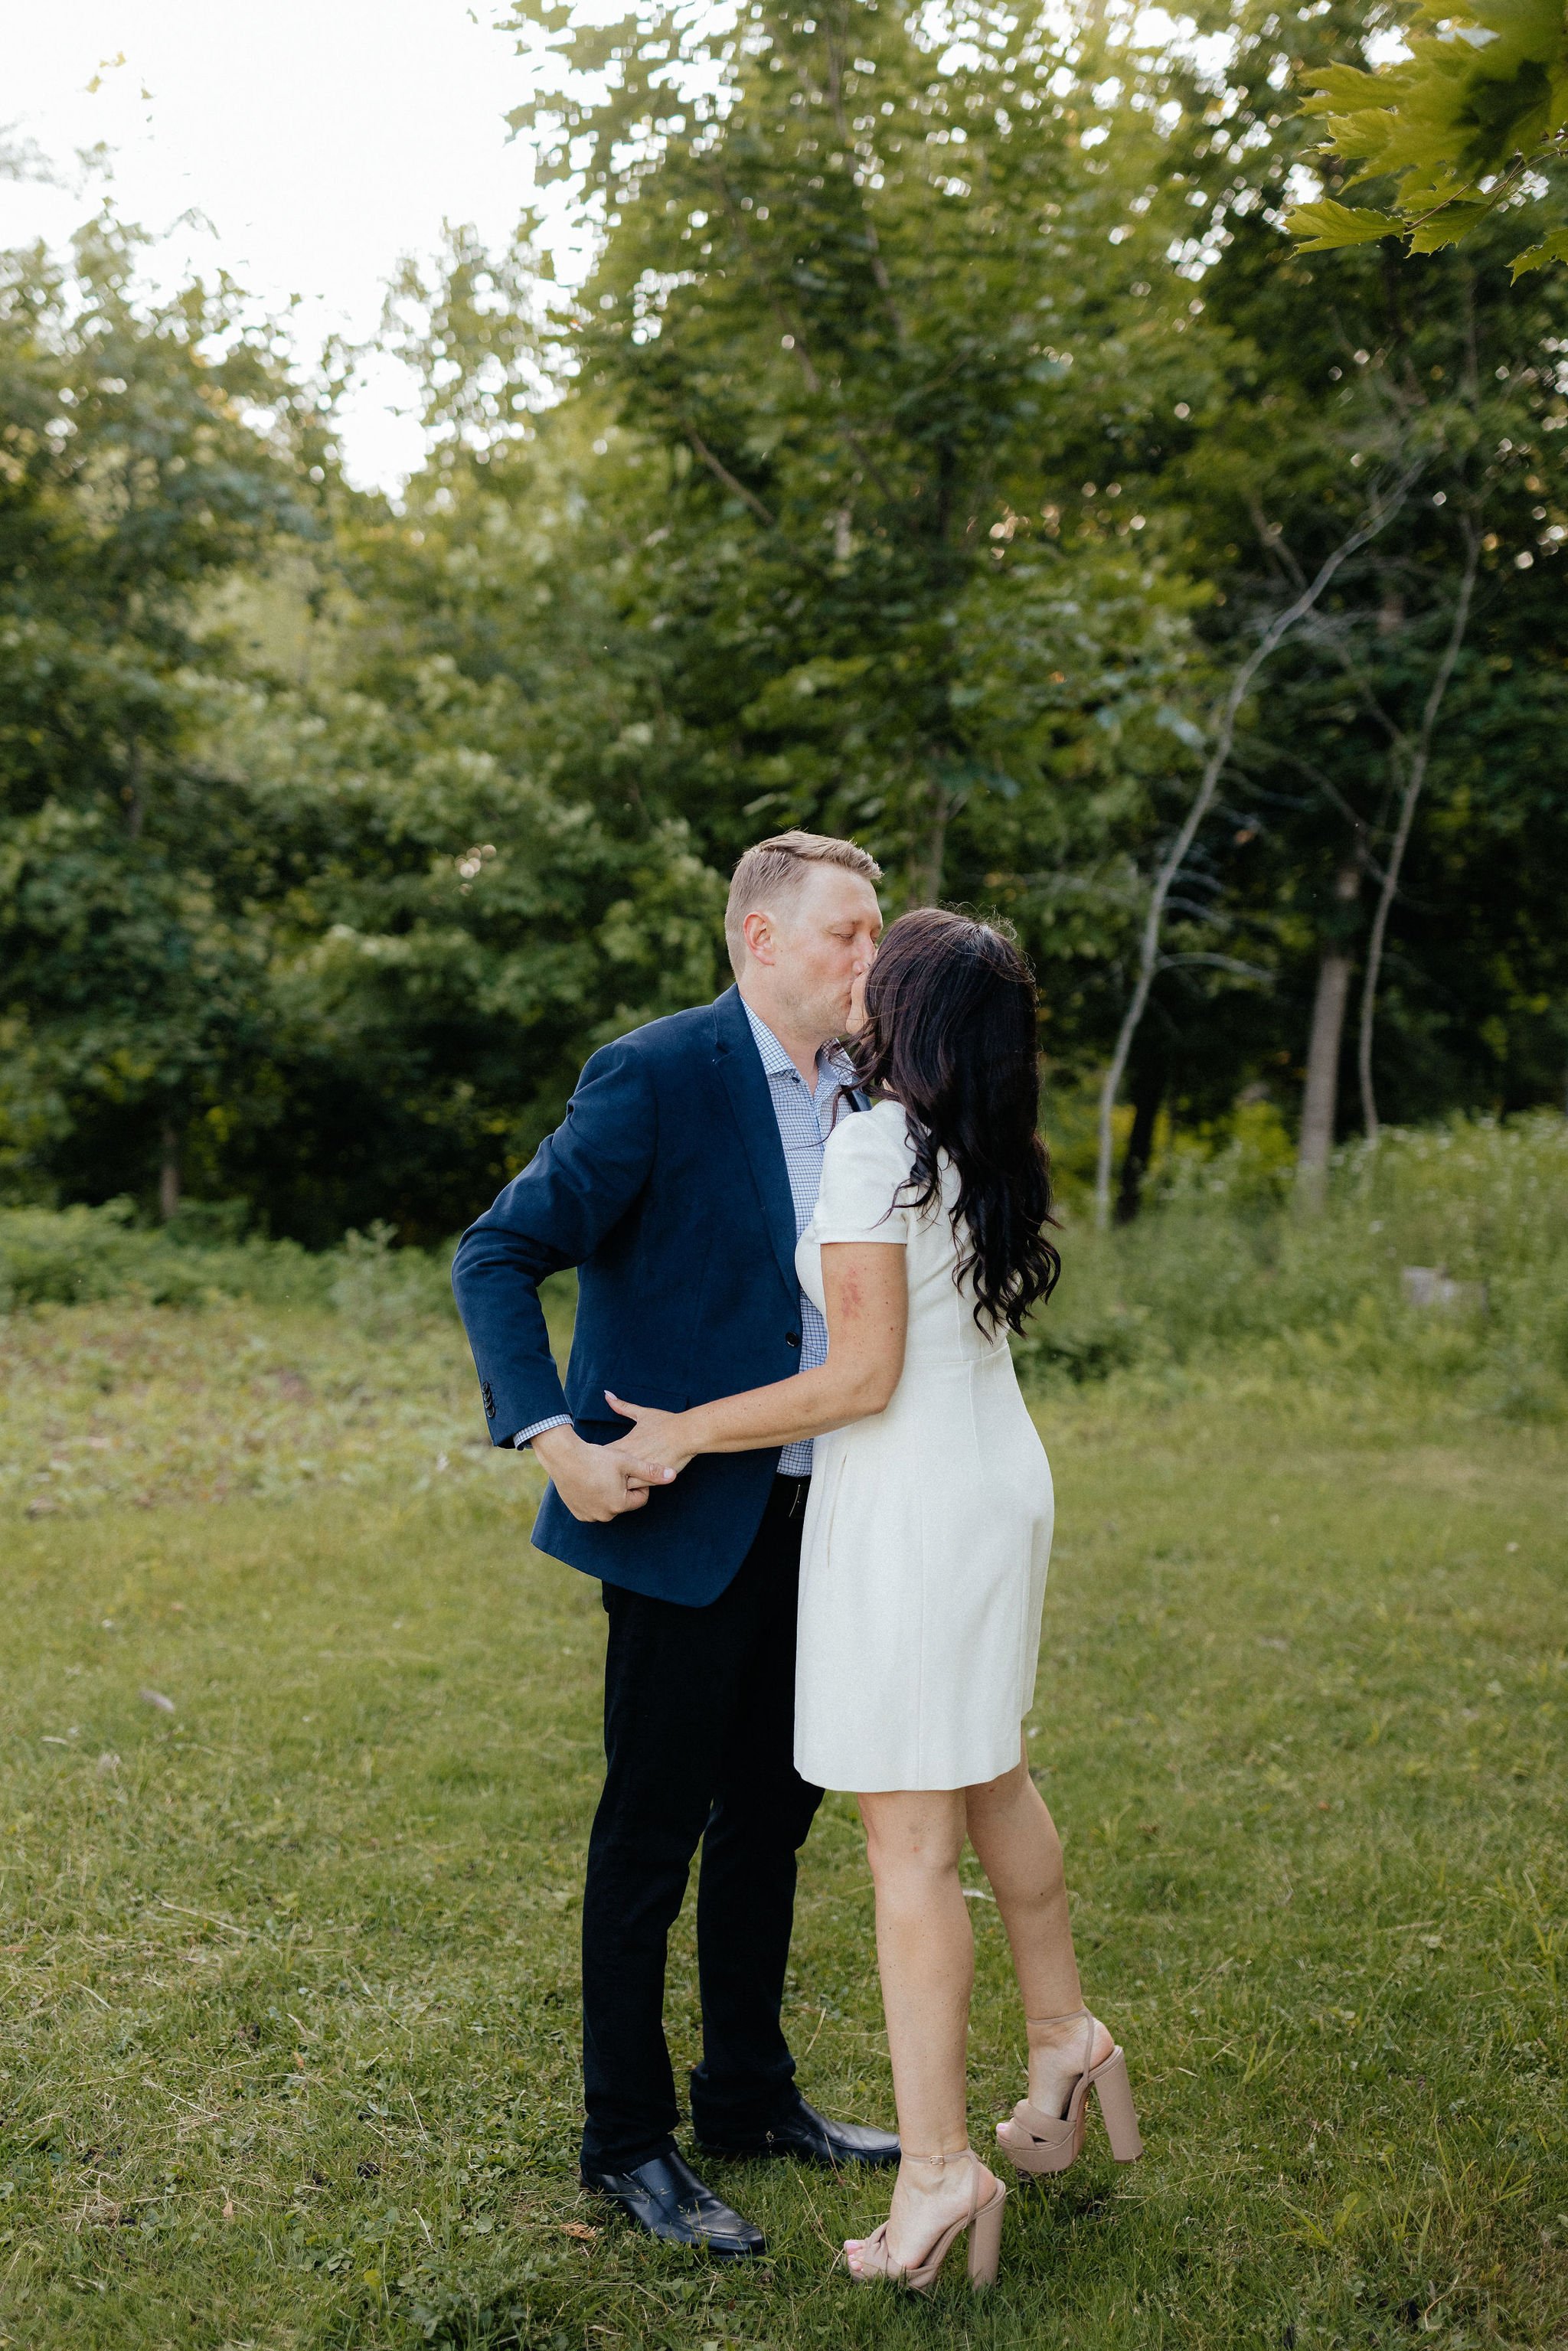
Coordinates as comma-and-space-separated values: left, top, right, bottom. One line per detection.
1093, 462, 1419, 1229
1250, 497, 1406, 753
684, 427, 776, 526
1355, 514, 1480, 1142
1157, 952, 1275, 983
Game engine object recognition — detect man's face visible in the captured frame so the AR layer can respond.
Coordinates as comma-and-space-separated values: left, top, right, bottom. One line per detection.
755, 865, 883, 1038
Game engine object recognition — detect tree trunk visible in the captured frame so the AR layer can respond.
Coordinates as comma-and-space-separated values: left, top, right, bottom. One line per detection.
1296, 955, 1353, 1212
1296, 863, 1361, 1211
1115, 1062, 1165, 1224
158, 1123, 181, 1223
906, 772, 949, 906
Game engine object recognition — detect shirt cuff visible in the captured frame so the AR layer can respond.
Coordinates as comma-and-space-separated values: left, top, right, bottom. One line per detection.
514, 1413, 572, 1451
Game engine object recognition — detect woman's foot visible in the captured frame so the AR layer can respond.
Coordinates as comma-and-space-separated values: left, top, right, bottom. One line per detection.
996, 2008, 1144, 2175
844, 2147, 1003, 2281
1027, 2008, 1113, 2121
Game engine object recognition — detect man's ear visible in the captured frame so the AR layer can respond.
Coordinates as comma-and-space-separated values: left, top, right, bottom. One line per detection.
742, 906, 776, 965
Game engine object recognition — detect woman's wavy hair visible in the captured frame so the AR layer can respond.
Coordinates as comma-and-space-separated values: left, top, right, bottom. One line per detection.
848, 907, 1060, 1334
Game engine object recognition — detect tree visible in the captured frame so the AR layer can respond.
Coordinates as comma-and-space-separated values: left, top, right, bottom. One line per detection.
200, 225, 730, 1242
507, 0, 1568, 1194
1091, 462, 1416, 1226
0, 216, 321, 1212
505, 0, 1211, 916
1117, 0, 1568, 1195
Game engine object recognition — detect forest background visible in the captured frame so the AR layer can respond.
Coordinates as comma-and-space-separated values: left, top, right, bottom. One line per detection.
2, 0, 1566, 1251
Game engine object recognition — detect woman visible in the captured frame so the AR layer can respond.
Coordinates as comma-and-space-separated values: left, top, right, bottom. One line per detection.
607, 909, 1141, 2293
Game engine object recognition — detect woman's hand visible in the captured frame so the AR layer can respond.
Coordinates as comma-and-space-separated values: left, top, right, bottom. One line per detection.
603, 1392, 697, 1478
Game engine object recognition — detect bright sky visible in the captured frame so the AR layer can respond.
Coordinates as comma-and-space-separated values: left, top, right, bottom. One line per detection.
1, 0, 582, 490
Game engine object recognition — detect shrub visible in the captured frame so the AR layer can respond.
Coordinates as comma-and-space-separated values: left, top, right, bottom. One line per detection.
327, 1222, 460, 1336
0, 1201, 449, 1321
1019, 1112, 1568, 1419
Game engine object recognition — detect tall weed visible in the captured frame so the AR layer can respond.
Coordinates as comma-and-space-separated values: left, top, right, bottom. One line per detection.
1022, 1112, 1568, 1419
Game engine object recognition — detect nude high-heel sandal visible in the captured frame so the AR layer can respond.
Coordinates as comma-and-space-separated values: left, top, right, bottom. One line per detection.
995, 2007, 1143, 2176
846, 2149, 1008, 2293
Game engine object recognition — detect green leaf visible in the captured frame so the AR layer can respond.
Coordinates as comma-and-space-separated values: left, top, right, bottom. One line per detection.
1452, 54, 1553, 175
1509, 226, 1568, 276
1286, 201, 1400, 252
1408, 199, 1494, 252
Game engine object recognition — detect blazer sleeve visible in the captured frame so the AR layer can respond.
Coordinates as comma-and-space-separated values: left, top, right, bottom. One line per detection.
450, 1040, 657, 1445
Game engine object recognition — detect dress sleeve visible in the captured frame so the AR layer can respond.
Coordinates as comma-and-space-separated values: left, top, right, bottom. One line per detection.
812, 1109, 915, 1245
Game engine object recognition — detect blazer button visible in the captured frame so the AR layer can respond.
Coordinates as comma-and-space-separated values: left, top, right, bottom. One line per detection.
786, 1332, 801, 1347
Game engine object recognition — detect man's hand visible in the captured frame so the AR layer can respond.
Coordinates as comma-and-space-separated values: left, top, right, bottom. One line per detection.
531, 1423, 674, 1524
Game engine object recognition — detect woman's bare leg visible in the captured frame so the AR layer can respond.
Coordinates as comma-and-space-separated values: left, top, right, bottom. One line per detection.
848, 1788, 1002, 2273
965, 1742, 1112, 2114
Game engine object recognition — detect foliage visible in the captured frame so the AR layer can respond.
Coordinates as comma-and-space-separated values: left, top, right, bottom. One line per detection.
0, 220, 325, 1207
0, 1200, 299, 1313
498, 0, 1568, 1133
201, 646, 726, 1242
1287, 0, 1568, 277
1022, 1109, 1568, 1419
0, 1199, 456, 1321
1128, 0, 1568, 1138
508, 0, 1223, 969
5, 1103, 1560, 1455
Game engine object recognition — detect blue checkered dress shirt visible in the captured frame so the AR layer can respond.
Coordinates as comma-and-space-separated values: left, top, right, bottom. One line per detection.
740, 1000, 857, 1478
516, 1001, 855, 1474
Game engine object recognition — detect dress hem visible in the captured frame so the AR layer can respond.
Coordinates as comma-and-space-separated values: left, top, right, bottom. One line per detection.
793, 1721, 1027, 1795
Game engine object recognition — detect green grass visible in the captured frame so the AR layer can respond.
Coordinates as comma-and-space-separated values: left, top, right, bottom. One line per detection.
2, 1305, 1565, 2349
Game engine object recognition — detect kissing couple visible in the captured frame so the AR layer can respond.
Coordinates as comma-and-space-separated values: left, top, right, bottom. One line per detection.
452, 830, 1141, 2294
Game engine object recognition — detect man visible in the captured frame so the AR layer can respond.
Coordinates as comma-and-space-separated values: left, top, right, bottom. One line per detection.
451, 831, 898, 2258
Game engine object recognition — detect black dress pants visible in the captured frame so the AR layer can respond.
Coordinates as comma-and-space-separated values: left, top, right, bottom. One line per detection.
580, 1476, 825, 2170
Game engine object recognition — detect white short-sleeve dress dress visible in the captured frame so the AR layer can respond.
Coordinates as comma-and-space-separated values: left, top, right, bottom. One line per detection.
792, 1097, 1054, 1794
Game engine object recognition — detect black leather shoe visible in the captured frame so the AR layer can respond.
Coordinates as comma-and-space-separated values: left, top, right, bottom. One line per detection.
579, 2148, 766, 2258
697, 2095, 900, 2169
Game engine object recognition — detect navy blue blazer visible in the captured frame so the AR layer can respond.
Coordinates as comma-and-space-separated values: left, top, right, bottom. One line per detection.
450, 984, 861, 1608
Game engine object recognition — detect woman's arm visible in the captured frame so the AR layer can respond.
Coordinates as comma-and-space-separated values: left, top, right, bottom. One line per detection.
606, 1240, 908, 1472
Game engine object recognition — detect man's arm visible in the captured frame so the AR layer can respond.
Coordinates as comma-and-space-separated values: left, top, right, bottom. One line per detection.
451, 1040, 671, 1522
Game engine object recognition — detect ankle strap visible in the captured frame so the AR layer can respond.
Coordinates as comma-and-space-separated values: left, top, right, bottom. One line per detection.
1025, 2007, 1089, 2026
900, 2146, 975, 2167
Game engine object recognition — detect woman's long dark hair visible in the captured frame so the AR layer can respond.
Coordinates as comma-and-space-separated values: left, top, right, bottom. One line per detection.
849, 908, 1060, 1334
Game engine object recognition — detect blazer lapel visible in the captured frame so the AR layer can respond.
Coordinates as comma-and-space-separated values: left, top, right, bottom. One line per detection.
711, 986, 802, 1301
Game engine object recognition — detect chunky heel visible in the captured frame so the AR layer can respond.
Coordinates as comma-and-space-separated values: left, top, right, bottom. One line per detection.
966, 2182, 1006, 2288
996, 2008, 1144, 2179
846, 2151, 1007, 2294
1093, 2048, 1143, 2162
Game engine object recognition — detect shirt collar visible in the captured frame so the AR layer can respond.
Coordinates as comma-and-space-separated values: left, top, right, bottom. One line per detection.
741, 997, 855, 1092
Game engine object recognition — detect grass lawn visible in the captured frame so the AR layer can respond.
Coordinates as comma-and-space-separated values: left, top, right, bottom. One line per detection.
2, 1305, 1565, 2349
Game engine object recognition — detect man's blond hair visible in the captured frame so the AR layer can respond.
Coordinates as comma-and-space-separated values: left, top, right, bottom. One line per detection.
724, 831, 883, 978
